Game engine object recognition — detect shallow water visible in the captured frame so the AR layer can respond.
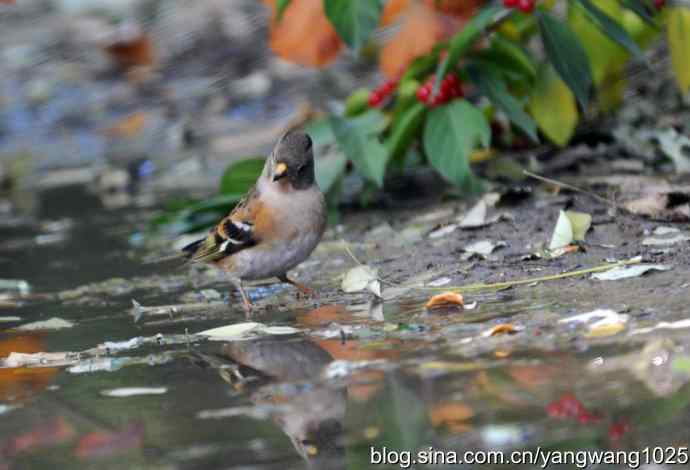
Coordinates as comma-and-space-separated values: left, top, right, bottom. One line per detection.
2, 185, 690, 470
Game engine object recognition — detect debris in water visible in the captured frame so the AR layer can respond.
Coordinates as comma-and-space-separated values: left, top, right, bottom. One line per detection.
197, 322, 300, 341
101, 387, 168, 397
15, 317, 74, 331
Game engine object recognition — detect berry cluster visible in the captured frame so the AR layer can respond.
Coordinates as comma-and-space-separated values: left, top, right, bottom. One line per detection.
654, 0, 665, 9
368, 78, 399, 107
503, 0, 536, 14
546, 393, 601, 424
416, 73, 463, 107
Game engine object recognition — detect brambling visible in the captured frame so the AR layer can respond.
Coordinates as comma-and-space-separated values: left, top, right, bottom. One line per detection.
182, 131, 327, 315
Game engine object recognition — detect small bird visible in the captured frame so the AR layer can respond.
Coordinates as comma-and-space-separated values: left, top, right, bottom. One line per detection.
182, 131, 327, 315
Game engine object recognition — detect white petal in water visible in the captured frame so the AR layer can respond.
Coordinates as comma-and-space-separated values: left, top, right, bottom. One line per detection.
16, 317, 74, 331
101, 387, 168, 397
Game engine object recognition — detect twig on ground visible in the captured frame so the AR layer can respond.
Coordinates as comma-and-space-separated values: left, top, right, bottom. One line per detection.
419, 258, 642, 293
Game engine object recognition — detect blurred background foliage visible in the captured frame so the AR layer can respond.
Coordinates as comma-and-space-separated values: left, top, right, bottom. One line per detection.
154, 0, 689, 236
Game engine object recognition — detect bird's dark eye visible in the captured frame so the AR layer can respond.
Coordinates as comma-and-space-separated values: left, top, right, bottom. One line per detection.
304, 135, 312, 151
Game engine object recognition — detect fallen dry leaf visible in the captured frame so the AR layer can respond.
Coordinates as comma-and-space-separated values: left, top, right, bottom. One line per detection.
484, 323, 519, 337
425, 292, 464, 309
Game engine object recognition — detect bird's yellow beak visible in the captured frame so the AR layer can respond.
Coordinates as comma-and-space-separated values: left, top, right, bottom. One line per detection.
273, 162, 288, 181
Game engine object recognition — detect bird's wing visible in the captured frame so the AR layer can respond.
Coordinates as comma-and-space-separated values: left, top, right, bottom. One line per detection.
182, 186, 262, 263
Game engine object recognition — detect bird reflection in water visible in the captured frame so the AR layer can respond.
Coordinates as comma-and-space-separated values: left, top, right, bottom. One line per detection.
214, 334, 346, 468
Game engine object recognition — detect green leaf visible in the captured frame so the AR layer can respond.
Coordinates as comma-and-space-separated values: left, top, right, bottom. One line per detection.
621, 0, 658, 27
434, 5, 504, 94
330, 116, 388, 187
305, 109, 388, 147
536, 10, 592, 108
385, 101, 427, 161
219, 158, 265, 194
315, 151, 347, 193
575, 0, 644, 60
423, 100, 490, 188
485, 34, 537, 81
668, 6, 690, 94
323, 0, 384, 51
467, 64, 538, 142
528, 64, 578, 146
276, 0, 291, 22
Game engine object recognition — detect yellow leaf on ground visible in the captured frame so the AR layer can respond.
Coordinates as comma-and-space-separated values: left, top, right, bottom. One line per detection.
529, 64, 578, 147
425, 292, 464, 309
668, 7, 690, 94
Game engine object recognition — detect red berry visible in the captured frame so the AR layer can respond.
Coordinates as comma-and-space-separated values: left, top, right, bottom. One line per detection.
416, 85, 431, 103
654, 0, 665, 9
503, 0, 519, 7
608, 419, 631, 441
368, 91, 382, 107
546, 402, 565, 418
517, 0, 535, 13
577, 411, 601, 425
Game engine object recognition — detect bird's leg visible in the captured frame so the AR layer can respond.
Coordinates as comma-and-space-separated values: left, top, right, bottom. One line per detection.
278, 274, 317, 298
230, 277, 253, 317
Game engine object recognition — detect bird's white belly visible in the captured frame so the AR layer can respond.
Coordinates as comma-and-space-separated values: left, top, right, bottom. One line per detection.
234, 231, 321, 280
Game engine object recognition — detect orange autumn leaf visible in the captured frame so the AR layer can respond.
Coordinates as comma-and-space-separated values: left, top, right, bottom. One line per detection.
485, 323, 519, 336
263, 0, 342, 67
425, 291, 464, 309
380, 2, 446, 78
424, 0, 485, 17
381, 0, 411, 26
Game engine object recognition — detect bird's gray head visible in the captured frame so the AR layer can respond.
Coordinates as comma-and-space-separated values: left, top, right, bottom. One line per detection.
269, 131, 315, 190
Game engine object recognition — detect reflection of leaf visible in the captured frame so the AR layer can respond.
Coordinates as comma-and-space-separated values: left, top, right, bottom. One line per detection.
529, 64, 578, 146
668, 7, 690, 94
323, 0, 384, 51
537, 11, 592, 108
423, 100, 490, 188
